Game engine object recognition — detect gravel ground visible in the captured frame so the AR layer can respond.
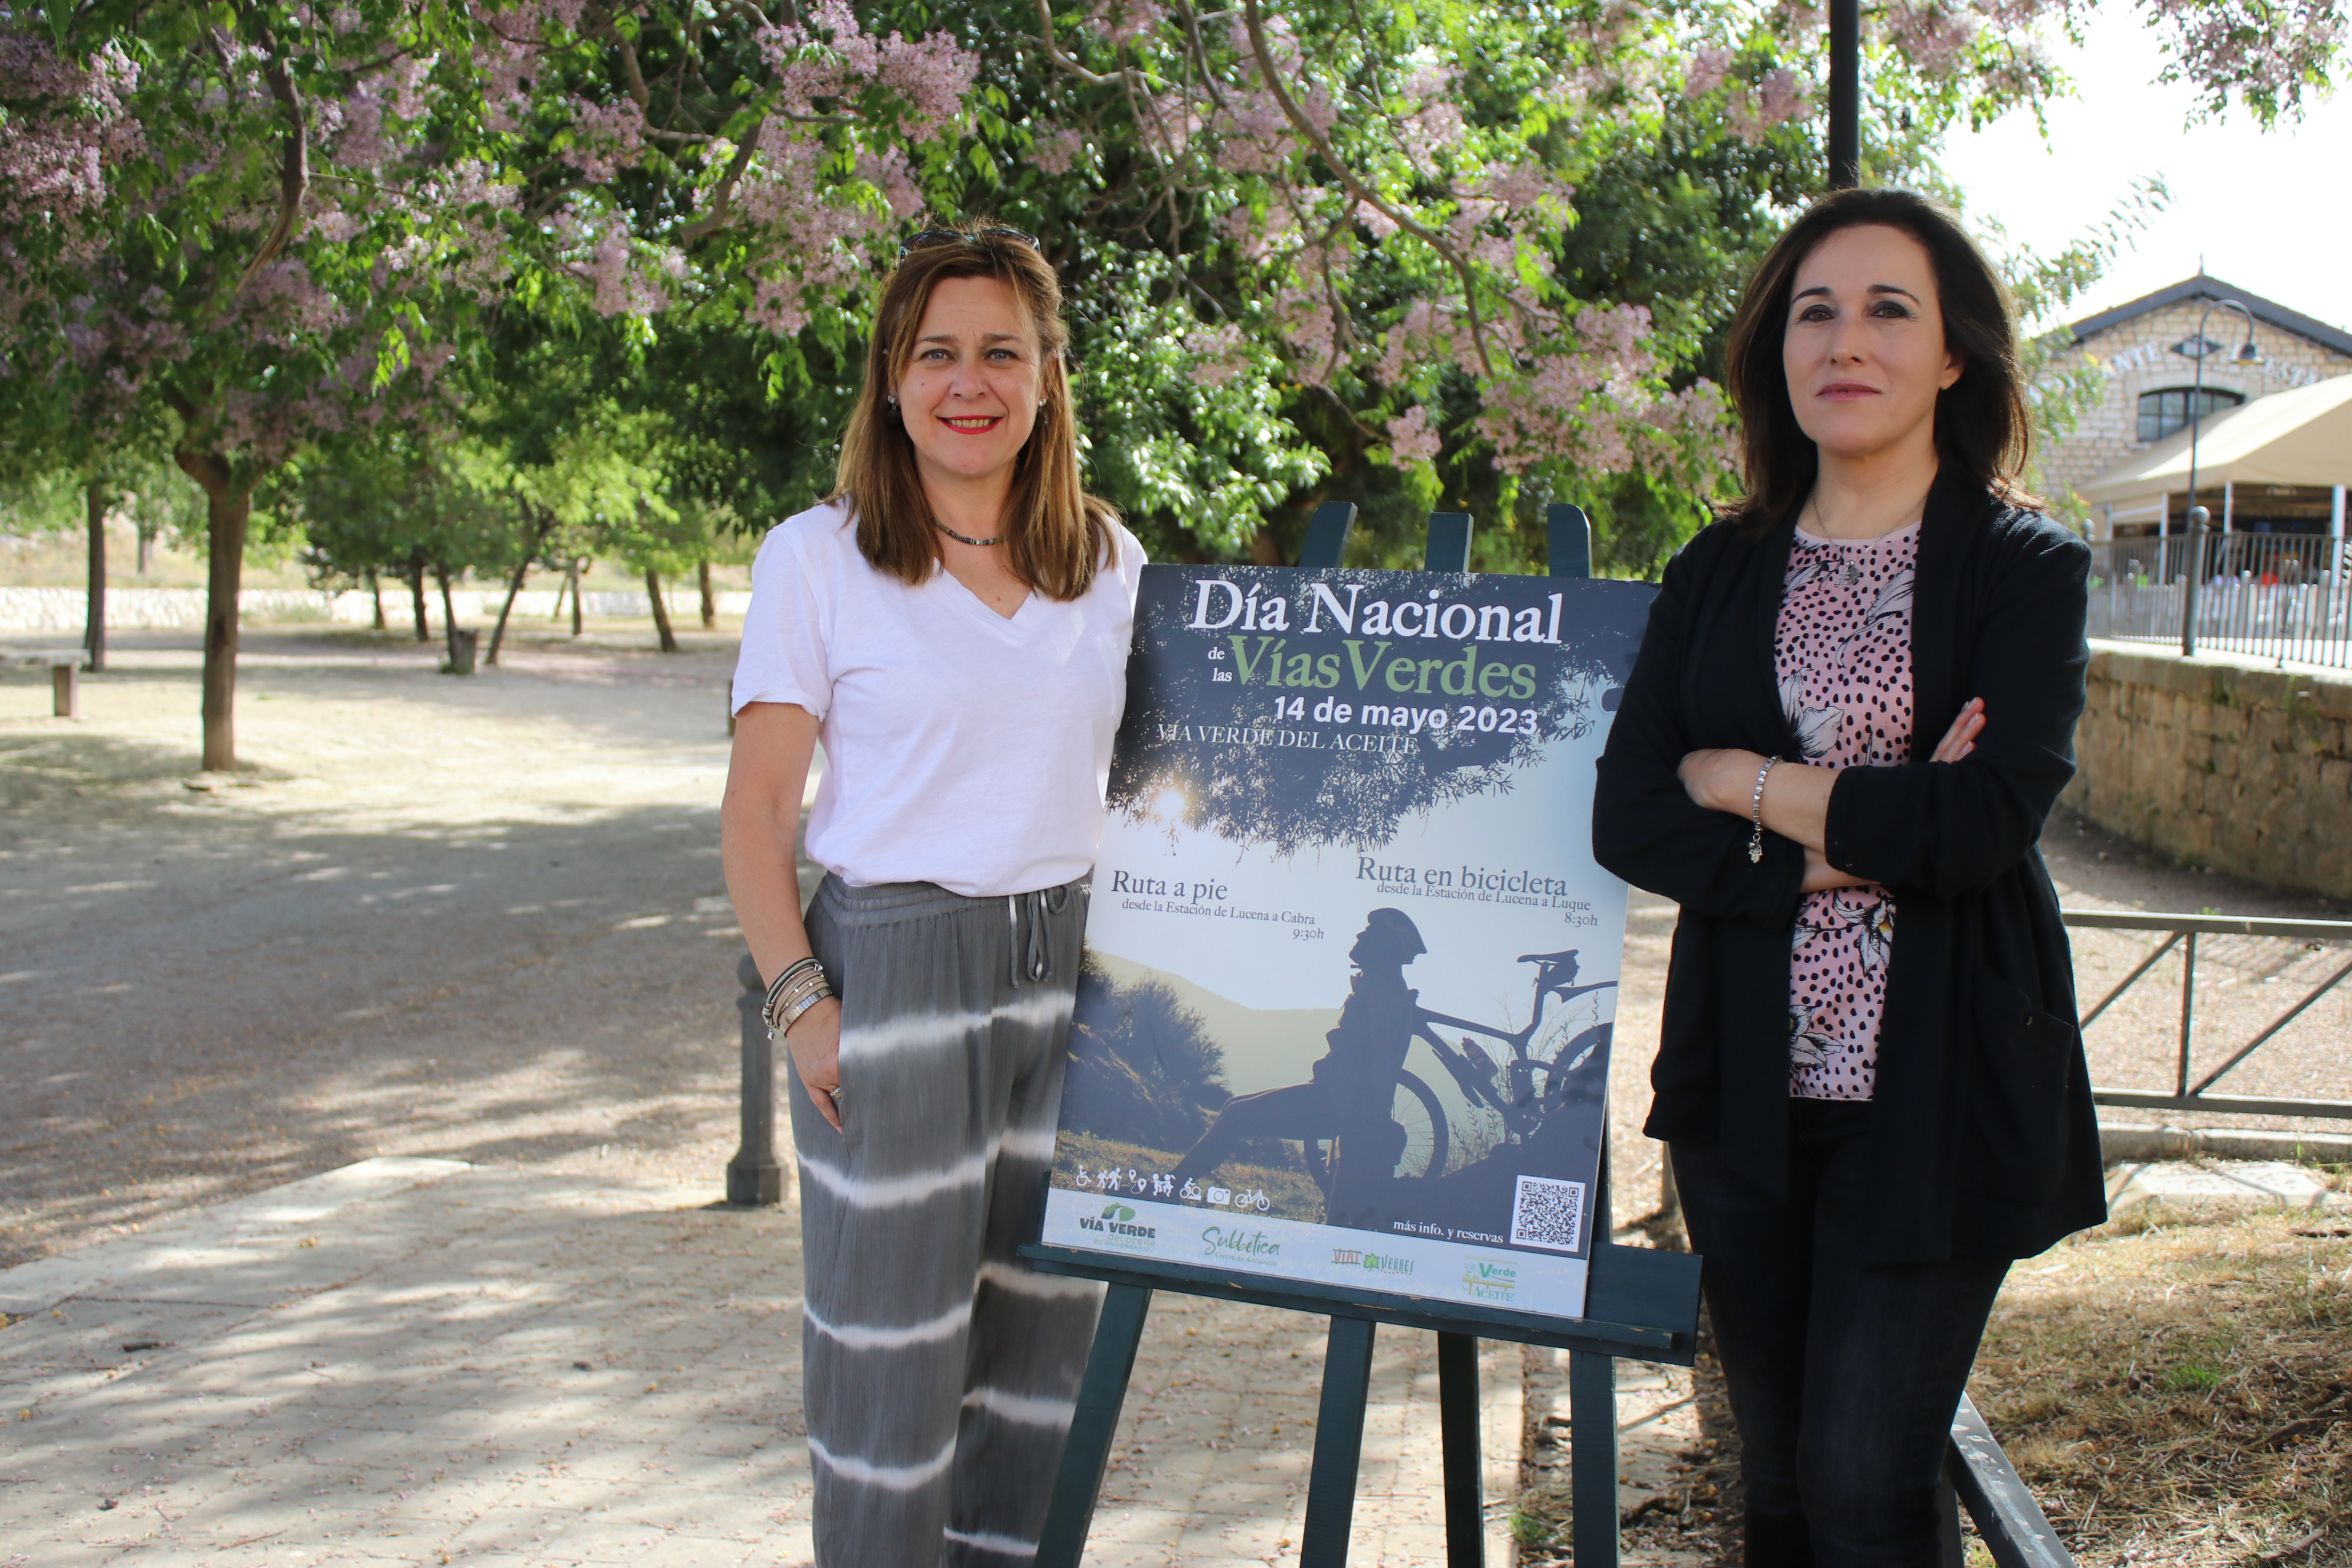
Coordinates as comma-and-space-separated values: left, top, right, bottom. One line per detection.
6, 621, 2345, 1270
1, 621, 759, 1271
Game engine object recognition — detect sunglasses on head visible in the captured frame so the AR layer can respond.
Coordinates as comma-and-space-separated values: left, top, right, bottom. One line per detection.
899, 227, 1041, 256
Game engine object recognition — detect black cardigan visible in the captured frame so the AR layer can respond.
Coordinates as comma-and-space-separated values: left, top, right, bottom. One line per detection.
1592, 475, 2108, 1265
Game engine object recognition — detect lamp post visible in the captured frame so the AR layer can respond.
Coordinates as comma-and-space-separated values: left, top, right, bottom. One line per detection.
1828, 0, 1860, 188
2178, 298, 2261, 656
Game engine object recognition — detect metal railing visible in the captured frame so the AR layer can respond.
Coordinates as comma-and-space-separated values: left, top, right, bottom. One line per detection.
2087, 533, 2352, 669
2066, 908, 2352, 1121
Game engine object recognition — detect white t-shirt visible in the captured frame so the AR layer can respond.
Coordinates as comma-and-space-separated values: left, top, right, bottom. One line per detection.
731, 499, 1147, 899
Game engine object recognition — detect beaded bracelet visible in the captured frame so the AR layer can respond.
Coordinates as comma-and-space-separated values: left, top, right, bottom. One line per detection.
1746, 756, 1779, 864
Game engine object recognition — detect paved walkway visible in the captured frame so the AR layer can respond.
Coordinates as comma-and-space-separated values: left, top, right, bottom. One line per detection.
0, 1158, 1524, 1567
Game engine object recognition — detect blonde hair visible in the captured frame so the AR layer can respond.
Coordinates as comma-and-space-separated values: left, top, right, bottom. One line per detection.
830, 232, 1117, 600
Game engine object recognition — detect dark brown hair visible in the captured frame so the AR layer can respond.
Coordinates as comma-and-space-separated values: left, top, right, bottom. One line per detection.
831, 230, 1116, 600
1720, 187, 2036, 530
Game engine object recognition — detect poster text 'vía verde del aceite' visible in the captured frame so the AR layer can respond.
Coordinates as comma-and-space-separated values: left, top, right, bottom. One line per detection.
1038, 564, 1656, 1322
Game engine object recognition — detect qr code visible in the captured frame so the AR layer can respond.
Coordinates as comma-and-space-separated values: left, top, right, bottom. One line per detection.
1509, 1175, 1587, 1254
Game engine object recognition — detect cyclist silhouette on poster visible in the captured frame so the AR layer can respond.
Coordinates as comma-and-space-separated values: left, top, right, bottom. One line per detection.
1170, 908, 1426, 1228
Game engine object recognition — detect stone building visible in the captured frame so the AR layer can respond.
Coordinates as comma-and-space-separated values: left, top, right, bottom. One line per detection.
2034, 275, 2352, 537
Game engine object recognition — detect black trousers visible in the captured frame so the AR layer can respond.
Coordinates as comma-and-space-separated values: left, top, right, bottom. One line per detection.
1672, 1100, 2010, 1568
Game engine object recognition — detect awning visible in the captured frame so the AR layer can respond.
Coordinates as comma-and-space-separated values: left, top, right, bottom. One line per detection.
2076, 375, 2352, 504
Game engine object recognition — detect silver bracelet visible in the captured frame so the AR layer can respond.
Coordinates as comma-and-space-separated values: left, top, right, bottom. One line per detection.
1746, 756, 1779, 864
762, 958, 827, 1035
774, 976, 834, 1037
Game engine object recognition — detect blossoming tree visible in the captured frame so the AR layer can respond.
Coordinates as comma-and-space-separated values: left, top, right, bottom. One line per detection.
0, 0, 984, 769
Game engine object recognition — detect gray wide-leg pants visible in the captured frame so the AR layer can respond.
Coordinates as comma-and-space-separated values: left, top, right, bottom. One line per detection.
790, 875, 1103, 1568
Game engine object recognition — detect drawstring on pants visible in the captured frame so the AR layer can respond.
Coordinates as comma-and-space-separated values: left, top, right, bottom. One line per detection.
1008, 884, 1073, 987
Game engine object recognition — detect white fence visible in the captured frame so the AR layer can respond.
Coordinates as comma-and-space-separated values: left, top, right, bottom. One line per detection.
0, 585, 752, 635
2088, 533, 2351, 669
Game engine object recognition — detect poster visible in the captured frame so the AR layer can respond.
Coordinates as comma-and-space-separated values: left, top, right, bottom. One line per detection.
1039, 565, 1656, 1321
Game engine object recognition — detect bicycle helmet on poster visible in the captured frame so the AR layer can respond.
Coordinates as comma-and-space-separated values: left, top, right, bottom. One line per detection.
1357, 907, 1427, 962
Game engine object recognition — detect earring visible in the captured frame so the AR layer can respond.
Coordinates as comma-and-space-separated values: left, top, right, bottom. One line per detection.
886, 393, 898, 406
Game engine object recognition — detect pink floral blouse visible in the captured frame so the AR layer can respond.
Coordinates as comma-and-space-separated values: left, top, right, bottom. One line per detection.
1774, 520, 1919, 1100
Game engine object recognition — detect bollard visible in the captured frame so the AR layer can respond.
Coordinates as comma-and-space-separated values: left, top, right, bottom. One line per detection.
729, 953, 786, 1206
52, 660, 80, 719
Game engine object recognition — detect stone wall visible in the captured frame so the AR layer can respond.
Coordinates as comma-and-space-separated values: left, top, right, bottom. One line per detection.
2064, 641, 2352, 897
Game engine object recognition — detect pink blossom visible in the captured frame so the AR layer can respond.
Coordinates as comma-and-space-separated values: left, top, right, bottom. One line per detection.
564, 97, 645, 184
749, 274, 809, 337
1030, 126, 1090, 176
1883, 2, 1979, 76
1183, 322, 1249, 387
854, 148, 923, 216
1386, 405, 1442, 468
1084, 0, 1168, 50
1684, 45, 1734, 97
334, 77, 394, 170
1726, 67, 1810, 139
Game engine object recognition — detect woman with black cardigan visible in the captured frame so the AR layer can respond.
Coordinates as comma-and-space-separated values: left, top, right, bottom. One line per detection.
1593, 187, 2106, 1564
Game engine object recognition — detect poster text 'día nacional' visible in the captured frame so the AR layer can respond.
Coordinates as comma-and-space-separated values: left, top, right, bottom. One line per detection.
1041, 565, 1656, 1322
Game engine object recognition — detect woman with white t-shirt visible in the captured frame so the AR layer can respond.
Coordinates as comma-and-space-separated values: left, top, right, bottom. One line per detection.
721, 228, 1144, 1568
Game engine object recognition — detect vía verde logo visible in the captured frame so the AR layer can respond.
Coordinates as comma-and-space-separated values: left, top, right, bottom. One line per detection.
1331, 1247, 1415, 1277
1200, 1226, 1282, 1262
1077, 1202, 1157, 1247
1462, 1258, 1518, 1302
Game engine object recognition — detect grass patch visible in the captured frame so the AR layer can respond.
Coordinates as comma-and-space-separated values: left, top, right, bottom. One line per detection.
1968, 1206, 2352, 1564
1519, 1206, 2352, 1565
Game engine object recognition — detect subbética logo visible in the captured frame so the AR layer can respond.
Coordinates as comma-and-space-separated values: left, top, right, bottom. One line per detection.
1462, 1257, 1518, 1302
1200, 1226, 1282, 1262
1079, 1202, 1157, 1248
1331, 1247, 1416, 1277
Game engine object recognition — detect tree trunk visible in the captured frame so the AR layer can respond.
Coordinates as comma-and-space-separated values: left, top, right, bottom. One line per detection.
571, 560, 584, 636
435, 566, 460, 665
646, 567, 679, 653
175, 450, 251, 773
367, 569, 387, 631
136, 521, 155, 577
83, 478, 107, 673
550, 561, 571, 621
488, 505, 556, 667
407, 561, 430, 641
698, 558, 717, 630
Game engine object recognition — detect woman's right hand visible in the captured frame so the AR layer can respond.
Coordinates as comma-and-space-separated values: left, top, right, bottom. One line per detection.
786, 997, 845, 1131
1932, 697, 1986, 763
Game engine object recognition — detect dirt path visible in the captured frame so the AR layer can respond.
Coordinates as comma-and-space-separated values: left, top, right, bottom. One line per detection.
1, 622, 756, 1270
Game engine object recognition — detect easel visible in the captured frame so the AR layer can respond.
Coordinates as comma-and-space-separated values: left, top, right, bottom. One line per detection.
1024, 501, 1703, 1567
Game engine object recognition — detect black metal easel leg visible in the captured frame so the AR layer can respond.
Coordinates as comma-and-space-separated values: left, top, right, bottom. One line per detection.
1437, 1331, 1485, 1567
1569, 1350, 1619, 1568
1035, 1282, 1154, 1568
1300, 1314, 1378, 1568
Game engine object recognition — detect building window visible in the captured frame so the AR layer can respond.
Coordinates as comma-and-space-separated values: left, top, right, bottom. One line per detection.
2137, 386, 2243, 443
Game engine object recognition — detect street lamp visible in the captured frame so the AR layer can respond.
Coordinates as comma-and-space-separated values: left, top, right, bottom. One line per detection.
1828, 0, 1860, 188
2178, 298, 2262, 656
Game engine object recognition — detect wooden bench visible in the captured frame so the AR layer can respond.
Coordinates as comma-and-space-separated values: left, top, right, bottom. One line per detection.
15, 651, 88, 718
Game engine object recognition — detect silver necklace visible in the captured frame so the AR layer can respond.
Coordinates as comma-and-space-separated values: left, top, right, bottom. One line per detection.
933, 519, 1003, 547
